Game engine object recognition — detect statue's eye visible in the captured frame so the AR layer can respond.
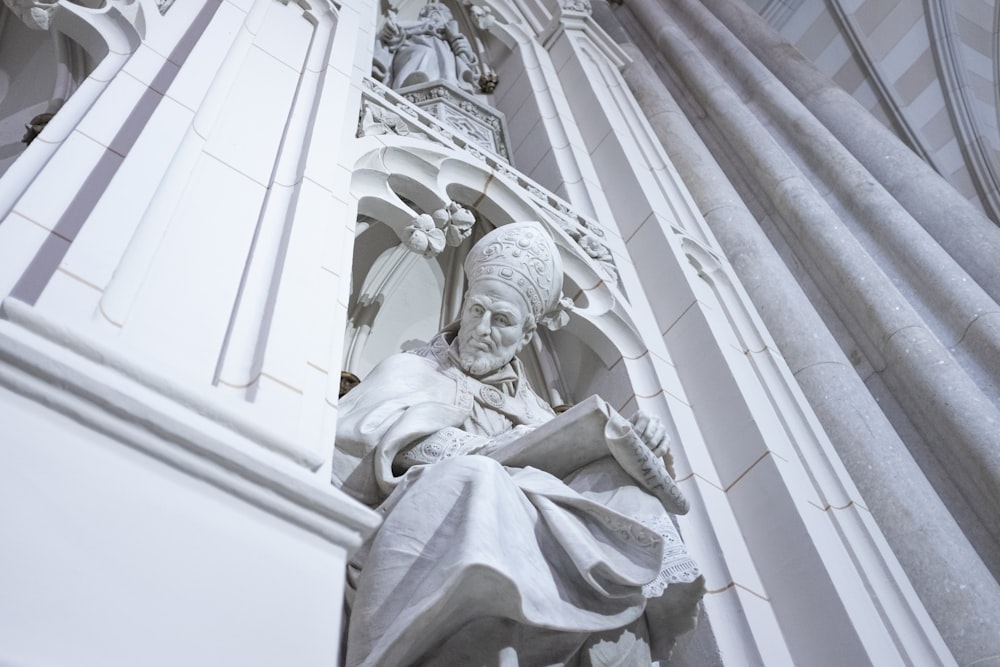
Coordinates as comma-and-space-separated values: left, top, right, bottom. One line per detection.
494, 314, 510, 326
470, 304, 485, 316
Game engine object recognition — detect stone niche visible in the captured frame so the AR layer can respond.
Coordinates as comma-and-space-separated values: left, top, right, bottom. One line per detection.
0, 0, 93, 178
398, 80, 511, 161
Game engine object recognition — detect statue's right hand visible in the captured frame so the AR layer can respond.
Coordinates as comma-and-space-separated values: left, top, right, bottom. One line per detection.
380, 17, 401, 41
629, 410, 670, 458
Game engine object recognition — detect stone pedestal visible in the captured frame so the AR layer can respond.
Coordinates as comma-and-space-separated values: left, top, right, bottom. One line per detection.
398, 81, 511, 162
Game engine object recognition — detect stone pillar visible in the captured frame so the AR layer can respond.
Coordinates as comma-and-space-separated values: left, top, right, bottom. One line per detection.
622, 0, 1000, 555
614, 20, 1000, 663
699, 0, 1000, 304
665, 0, 1000, 396
660, 0, 1000, 532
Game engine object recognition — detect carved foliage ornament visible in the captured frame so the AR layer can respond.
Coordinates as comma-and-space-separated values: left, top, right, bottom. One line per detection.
402, 202, 476, 258
357, 101, 416, 138
561, 0, 592, 14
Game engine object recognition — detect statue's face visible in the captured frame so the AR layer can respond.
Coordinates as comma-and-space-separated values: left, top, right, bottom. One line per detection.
419, 4, 450, 24
457, 278, 535, 376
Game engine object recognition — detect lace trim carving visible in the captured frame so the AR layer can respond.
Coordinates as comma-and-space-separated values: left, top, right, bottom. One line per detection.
637, 514, 701, 598
399, 427, 488, 465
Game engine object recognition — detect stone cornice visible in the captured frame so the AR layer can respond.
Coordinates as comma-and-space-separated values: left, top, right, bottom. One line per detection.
0, 297, 380, 552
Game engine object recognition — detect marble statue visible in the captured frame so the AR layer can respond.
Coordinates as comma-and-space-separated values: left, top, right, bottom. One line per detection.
334, 222, 703, 666
372, 2, 480, 94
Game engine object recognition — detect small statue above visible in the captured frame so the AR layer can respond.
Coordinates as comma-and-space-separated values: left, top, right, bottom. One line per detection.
372, 2, 481, 94
335, 221, 703, 666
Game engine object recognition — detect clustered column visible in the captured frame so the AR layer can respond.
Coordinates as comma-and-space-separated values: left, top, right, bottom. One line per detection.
609, 0, 1000, 662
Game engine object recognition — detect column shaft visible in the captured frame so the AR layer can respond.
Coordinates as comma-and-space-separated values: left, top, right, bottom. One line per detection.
617, 32, 1000, 663
700, 0, 1000, 303
621, 0, 1000, 650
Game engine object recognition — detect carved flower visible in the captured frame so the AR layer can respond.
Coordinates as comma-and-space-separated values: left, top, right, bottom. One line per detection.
432, 202, 476, 246
403, 214, 446, 258
539, 296, 574, 331
470, 4, 495, 30
579, 234, 612, 262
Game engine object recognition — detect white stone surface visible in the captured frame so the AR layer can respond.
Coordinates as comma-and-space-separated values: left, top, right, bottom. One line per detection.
0, 302, 378, 665
0, 0, 985, 662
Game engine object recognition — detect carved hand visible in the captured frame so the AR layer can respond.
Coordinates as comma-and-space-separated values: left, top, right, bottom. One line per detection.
444, 22, 475, 62
443, 19, 461, 39
629, 410, 670, 458
380, 13, 402, 46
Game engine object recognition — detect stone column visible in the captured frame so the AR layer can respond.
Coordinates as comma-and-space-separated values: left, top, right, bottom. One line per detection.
614, 0, 1000, 662
665, 0, 1000, 395
660, 0, 1000, 533
623, 0, 1000, 536
699, 0, 1000, 304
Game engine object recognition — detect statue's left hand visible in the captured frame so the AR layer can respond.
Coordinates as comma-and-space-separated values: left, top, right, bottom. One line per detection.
629, 411, 669, 458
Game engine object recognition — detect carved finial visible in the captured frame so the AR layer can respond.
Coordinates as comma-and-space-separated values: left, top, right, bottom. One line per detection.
478, 69, 498, 94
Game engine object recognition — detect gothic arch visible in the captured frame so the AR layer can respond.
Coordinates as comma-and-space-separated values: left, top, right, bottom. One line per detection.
348, 142, 680, 437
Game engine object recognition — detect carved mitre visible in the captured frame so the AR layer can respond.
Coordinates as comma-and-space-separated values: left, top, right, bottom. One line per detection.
464, 221, 571, 329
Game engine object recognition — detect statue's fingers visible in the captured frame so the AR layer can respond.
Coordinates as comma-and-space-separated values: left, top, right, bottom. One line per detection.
641, 417, 665, 447
646, 417, 665, 441
629, 412, 651, 435
651, 436, 670, 458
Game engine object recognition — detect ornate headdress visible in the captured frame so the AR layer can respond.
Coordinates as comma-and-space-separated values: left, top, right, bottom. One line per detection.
464, 221, 572, 330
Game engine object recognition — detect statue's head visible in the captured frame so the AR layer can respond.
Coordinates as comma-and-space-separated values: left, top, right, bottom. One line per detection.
456, 222, 565, 375
418, 2, 453, 25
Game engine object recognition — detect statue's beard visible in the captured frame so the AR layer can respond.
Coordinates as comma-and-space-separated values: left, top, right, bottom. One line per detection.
456, 345, 511, 377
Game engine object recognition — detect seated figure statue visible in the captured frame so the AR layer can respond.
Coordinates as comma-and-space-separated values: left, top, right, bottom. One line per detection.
334, 222, 704, 667
372, 2, 480, 94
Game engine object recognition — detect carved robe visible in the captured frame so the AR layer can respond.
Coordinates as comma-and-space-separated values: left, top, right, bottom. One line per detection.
334, 330, 703, 667
373, 14, 478, 93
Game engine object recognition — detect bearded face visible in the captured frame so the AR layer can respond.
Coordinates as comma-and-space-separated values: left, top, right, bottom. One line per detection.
456, 279, 535, 376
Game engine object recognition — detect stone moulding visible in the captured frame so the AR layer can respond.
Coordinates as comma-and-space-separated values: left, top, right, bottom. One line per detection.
0, 297, 380, 550
357, 78, 621, 287
4, 298, 311, 470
